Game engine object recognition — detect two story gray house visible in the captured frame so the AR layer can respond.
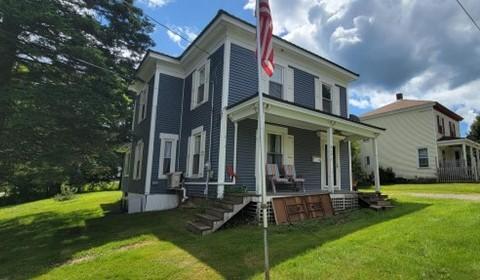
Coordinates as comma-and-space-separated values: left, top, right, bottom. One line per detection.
121, 10, 384, 214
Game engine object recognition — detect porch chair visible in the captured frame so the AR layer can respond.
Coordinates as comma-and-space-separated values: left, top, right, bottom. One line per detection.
266, 164, 292, 194
283, 165, 306, 193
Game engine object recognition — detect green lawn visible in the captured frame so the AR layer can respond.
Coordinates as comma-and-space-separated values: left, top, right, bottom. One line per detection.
1, 185, 480, 279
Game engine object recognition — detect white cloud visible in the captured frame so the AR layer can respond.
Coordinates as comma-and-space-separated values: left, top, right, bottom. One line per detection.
165, 26, 198, 49
245, 0, 480, 134
141, 0, 172, 8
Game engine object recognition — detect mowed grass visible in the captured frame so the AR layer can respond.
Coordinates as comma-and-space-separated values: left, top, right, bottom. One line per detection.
1, 184, 480, 279
375, 183, 480, 194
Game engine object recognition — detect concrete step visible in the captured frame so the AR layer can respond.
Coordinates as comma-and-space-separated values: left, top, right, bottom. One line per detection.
222, 195, 245, 204
213, 200, 235, 211
186, 221, 212, 235
206, 207, 228, 219
195, 213, 222, 227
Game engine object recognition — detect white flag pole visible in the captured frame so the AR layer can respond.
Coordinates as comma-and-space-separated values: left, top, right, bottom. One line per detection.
256, 1, 270, 279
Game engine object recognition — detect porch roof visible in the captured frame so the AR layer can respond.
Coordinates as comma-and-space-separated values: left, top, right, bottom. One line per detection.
226, 94, 385, 139
437, 136, 480, 149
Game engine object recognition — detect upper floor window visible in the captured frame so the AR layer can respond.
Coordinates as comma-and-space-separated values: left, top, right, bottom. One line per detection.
418, 148, 429, 168
191, 61, 210, 110
269, 64, 284, 99
133, 140, 144, 180
138, 85, 148, 124
187, 126, 206, 178
449, 121, 456, 137
322, 84, 332, 113
437, 116, 445, 135
158, 133, 178, 178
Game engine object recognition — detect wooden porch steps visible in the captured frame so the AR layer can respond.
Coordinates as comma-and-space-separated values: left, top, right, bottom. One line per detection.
358, 192, 394, 210
186, 194, 251, 235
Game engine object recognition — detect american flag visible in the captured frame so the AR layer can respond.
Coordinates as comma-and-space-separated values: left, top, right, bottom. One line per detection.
258, 0, 274, 77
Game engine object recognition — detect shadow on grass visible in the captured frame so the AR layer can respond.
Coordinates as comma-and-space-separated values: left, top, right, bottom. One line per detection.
0, 198, 430, 279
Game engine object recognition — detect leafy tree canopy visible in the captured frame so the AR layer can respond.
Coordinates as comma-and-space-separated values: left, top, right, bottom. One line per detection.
467, 115, 480, 142
0, 0, 153, 202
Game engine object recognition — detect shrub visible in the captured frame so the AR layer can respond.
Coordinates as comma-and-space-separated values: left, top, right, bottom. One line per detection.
53, 184, 77, 201
379, 167, 396, 185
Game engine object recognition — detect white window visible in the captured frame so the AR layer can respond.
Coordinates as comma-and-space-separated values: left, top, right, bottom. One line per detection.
158, 133, 178, 178
418, 148, 429, 168
269, 64, 284, 99
186, 126, 206, 178
322, 83, 332, 113
123, 149, 131, 177
191, 61, 210, 110
138, 84, 148, 123
133, 140, 144, 180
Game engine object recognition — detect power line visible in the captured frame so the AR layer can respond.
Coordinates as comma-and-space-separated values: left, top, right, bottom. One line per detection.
120, 0, 210, 56
456, 0, 480, 33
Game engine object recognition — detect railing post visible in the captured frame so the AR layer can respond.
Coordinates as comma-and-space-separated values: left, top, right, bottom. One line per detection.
372, 137, 381, 193
327, 125, 334, 193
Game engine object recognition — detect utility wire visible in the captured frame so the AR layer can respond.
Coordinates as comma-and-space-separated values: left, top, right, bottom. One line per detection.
120, 0, 210, 56
456, 0, 480, 33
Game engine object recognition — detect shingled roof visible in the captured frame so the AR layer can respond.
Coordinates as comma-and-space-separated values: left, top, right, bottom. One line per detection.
361, 98, 463, 121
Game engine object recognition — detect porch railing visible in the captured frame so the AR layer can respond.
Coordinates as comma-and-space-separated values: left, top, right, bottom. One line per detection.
437, 160, 479, 182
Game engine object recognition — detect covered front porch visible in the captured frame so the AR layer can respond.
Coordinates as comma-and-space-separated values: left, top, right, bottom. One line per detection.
226, 94, 386, 196
437, 137, 480, 182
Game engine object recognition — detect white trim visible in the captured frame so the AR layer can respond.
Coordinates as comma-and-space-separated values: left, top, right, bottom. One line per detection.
123, 148, 131, 177
158, 133, 179, 179
217, 38, 231, 199
187, 126, 206, 178
233, 122, 238, 177
372, 137, 381, 192
133, 139, 144, 180
417, 147, 430, 169
145, 65, 160, 194
314, 77, 322, 110
348, 141, 353, 191
137, 83, 149, 124
227, 96, 384, 138
190, 60, 210, 110
285, 67, 294, 102
320, 129, 341, 191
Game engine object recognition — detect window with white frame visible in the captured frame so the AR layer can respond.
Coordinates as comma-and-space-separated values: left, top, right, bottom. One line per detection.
269, 64, 284, 99
133, 140, 144, 180
418, 148, 429, 168
191, 61, 210, 109
158, 133, 178, 178
138, 85, 148, 123
322, 83, 332, 113
123, 149, 131, 177
187, 126, 206, 177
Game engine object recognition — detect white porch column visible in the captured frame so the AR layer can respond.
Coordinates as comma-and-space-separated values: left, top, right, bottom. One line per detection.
327, 126, 334, 193
348, 141, 353, 191
462, 143, 468, 168
372, 137, 381, 193
471, 146, 478, 181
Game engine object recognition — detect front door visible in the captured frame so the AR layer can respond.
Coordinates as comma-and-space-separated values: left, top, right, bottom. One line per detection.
321, 140, 341, 191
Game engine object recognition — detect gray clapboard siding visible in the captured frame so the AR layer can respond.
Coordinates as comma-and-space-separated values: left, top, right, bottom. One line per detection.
293, 67, 315, 109
235, 119, 257, 191
150, 73, 183, 194
340, 141, 351, 191
228, 44, 258, 106
127, 76, 154, 194
179, 46, 224, 196
289, 127, 321, 191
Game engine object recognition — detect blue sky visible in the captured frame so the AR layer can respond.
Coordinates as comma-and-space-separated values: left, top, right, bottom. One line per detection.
135, 0, 480, 136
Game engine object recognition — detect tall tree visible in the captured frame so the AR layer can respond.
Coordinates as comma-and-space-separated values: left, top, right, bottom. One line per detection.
0, 0, 153, 201
467, 115, 480, 142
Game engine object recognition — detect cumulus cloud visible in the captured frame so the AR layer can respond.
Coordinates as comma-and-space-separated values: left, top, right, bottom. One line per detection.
166, 26, 197, 49
244, 0, 480, 130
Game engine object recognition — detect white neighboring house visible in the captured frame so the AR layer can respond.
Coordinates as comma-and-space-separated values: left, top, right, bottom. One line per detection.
360, 93, 480, 182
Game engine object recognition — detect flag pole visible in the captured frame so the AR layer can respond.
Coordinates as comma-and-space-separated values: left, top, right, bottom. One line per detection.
256, 0, 270, 279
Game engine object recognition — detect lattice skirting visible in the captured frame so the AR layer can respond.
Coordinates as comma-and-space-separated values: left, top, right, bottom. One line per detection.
330, 193, 359, 212
247, 193, 359, 224
246, 201, 276, 224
